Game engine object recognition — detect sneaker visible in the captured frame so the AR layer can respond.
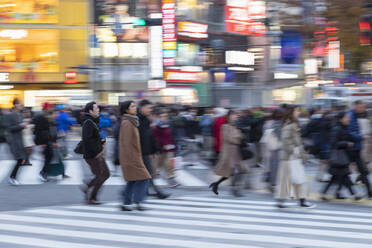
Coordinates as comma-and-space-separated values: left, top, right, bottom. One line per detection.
136, 203, 149, 211
8, 177, 20, 186
39, 172, 48, 182
120, 205, 132, 211
320, 196, 330, 202
64, 154, 74, 160
156, 192, 171, 199
300, 202, 316, 209
62, 174, 71, 179
168, 178, 180, 188
353, 195, 363, 201
87, 200, 103, 205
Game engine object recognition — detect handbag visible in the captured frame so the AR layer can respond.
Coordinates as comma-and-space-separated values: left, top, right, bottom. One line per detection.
289, 158, 306, 185
46, 149, 65, 177
329, 149, 349, 167
74, 141, 84, 154
240, 141, 254, 160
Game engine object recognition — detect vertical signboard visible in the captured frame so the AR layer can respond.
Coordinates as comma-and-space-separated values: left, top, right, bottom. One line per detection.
328, 41, 340, 69
162, 0, 177, 66
150, 25, 164, 78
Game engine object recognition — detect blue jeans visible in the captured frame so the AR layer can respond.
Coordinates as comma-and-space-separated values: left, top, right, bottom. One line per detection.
123, 179, 149, 205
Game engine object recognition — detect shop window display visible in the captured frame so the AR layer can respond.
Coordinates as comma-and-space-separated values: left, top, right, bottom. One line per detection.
0, 0, 58, 23
0, 29, 59, 72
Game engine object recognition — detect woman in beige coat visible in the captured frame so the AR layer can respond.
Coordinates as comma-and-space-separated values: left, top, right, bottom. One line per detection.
276, 105, 315, 208
209, 110, 245, 196
119, 100, 152, 211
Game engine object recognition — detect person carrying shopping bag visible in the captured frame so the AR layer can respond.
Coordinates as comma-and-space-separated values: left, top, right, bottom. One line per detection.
276, 105, 316, 209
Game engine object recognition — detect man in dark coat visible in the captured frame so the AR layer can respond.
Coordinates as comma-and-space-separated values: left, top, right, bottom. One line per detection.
347, 100, 372, 199
137, 99, 169, 199
33, 102, 58, 182
5, 98, 27, 185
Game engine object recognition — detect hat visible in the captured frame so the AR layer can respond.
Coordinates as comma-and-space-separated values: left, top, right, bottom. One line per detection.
42, 102, 51, 111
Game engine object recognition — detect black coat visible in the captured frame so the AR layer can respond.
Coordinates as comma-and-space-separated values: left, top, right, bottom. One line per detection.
329, 123, 353, 176
137, 112, 157, 156
4, 111, 26, 160
82, 114, 103, 159
33, 112, 57, 145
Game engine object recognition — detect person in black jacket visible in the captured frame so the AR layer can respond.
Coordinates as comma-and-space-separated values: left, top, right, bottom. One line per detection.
137, 99, 169, 199
80, 101, 110, 205
321, 112, 362, 201
33, 102, 58, 182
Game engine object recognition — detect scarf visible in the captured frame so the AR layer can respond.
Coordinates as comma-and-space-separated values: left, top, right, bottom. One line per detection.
122, 114, 139, 127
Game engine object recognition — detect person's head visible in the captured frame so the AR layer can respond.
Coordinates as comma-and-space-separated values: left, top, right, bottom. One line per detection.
226, 109, 238, 125
22, 108, 31, 118
159, 110, 169, 122
120, 101, 136, 115
13, 98, 22, 111
354, 100, 365, 114
84, 101, 99, 118
272, 108, 283, 121
138, 99, 153, 117
282, 105, 300, 123
337, 111, 350, 126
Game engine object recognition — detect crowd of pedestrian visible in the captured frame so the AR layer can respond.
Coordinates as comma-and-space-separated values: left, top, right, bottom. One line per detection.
1, 97, 372, 210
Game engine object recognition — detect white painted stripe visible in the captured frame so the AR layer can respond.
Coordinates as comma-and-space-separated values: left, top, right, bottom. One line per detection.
0, 233, 123, 248
174, 169, 207, 186
0, 214, 259, 248
75, 204, 372, 231
58, 161, 84, 185
27, 208, 372, 241
0, 160, 12, 183
136, 200, 372, 224
149, 197, 372, 219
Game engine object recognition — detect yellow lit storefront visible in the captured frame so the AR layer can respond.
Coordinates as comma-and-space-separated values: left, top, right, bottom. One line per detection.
0, 0, 89, 108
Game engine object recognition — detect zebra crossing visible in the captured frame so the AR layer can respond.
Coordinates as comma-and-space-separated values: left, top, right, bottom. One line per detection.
0, 196, 371, 248
0, 159, 209, 187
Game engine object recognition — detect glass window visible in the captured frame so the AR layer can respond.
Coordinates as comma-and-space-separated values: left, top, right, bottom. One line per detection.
0, 0, 58, 23
0, 29, 59, 72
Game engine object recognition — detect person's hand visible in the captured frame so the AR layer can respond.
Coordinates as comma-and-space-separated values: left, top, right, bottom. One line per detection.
364, 136, 370, 141
348, 142, 354, 147
95, 151, 104, 159
52, 143, 59, 148
40, 144, 47, 148
21, 122, 27, 128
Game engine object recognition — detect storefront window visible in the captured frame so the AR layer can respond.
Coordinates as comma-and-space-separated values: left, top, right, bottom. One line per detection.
177, 43, 200, 66
176, 0, 210, 21
0, 0, 58, 23
0, 29, 59, 72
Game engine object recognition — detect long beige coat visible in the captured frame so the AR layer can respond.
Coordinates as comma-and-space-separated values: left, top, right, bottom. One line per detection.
119, 119, 151, 182
214, 124, 243, 177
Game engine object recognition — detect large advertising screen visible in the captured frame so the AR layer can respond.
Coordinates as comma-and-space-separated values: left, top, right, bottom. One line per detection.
0, 29, 59, 72
0, 0, 58, 23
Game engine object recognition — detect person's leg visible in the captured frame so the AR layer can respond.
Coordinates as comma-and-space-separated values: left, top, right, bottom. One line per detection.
41, 144, 53, 175
165, 152, 175, 179
270, 150, 280, 188
10, 159, 24, 179
89, 157, 110, 201
133, 179, 150, 203
354, 151, 372, 197
123, 181, 135, 205
143, 154, 167, 197
322, 175, 337, 195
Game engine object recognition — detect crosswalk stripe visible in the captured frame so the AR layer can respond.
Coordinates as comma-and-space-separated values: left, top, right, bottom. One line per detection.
0, 233, 124, 248
179, 196, 372, 218
105, 200, 372, 225
174, 169, 207, 186
26, 208, 372, 241
0, 214, 260, 248
67, 204, 372, 231
2, 207, 371, 248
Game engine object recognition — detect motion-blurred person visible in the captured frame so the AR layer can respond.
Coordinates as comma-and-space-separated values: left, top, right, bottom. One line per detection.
199, 108, 214, 159
5, 99, 27, 185
276, 105, 315, 208
170, 108, 187, 156
212, 108, 227, 165
153, 110, 178, 187
321, 112, 362, 201
99, 107, 113, 139
0, 108, 8, 155
22, 108, 35, 166
33, 102, 59, 182
348, 100, 372, 199
210, 110, 246, 197
358, 111, 372, 173
112, 114, 122, 177
80, 102, 110, 205
119, 101, 151, 211
56, 104, 75, 159
138, 99, 169, 199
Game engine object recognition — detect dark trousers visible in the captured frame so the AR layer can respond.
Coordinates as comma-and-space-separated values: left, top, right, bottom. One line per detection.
122, 179, 149, 205
41, 144, 53, 174
10, 159, 24, 179
143, 155, 163, 195
348, 150, 372, 196
85, 156, 110, 201
322, 174, 355, 195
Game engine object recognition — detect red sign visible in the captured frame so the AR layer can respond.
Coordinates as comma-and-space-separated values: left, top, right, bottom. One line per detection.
225, 0, 265, 36
64, 72, 78, 84
164, 70, 200, 83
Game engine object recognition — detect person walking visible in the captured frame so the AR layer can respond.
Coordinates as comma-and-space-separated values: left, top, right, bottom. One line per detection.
137, 99, 169, 199
119, 101, 152, 211
33, 102, 59, 182
80, 101, 110, 205
199, 108, 214, 159
321, 112, 362, 201
347, 100, 372, 199
22, 108, 35, 166
209, 110, 245, 197
276, 105, 315, 208
5, 99, 27, 185
56, 105, 75, 159
152, 110, 178, 187
212, 108, 227, 165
